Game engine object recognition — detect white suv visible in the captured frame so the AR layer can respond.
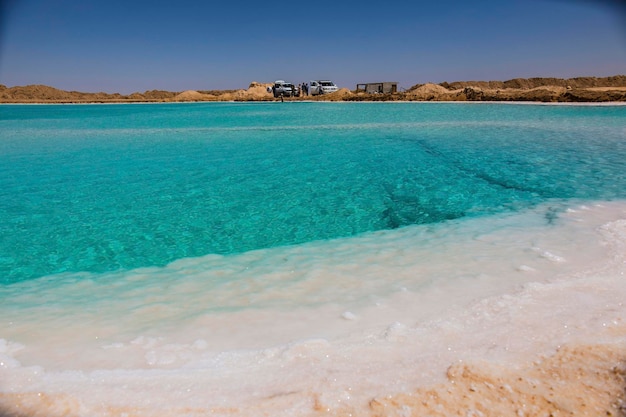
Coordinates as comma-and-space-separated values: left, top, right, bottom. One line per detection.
309, 80, 338, 95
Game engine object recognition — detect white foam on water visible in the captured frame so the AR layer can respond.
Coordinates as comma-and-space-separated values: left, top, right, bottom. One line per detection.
1, 200, 626, 416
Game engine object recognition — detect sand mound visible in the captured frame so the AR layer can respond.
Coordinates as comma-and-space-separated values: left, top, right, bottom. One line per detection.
242, 82, 273, 100
406, 83, 453, 100
369, 344, 626, 417
318, 88, 353, 101
215, 82, 272, 101
408, 83, 450, 95
142, 90, 178, 100
172, 90, 216, 102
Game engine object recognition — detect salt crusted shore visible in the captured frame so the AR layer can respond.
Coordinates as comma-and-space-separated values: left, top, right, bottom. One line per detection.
1, 75, 626, 103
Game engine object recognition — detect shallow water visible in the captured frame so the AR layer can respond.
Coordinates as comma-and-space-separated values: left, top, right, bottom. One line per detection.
1, 103, 625, 283
0, 102, 625, 416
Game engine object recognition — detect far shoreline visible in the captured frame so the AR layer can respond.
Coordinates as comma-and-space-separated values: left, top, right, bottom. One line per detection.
2, 75, 626, 104
2, 100, 626, 106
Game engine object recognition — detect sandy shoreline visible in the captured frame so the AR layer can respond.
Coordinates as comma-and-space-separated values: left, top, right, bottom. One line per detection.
368, 343, 626, 417
1, 75, 625, 103
2, 343, 625, 417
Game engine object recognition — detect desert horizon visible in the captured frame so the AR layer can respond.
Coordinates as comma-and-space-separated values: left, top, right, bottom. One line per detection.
2, 74, 626, 103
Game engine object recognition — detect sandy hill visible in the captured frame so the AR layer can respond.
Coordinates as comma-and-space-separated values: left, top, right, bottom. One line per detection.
0, 84, 177, 103
406, 83, 452, 100
172, 90, 217, 101
1, 84, 79, 101
434, 75, 626, 90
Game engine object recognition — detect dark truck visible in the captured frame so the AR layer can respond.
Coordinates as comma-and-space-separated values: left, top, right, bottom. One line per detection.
272, 80, 300, 98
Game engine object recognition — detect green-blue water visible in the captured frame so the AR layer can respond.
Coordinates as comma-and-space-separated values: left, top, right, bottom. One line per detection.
1, 102, 625, 284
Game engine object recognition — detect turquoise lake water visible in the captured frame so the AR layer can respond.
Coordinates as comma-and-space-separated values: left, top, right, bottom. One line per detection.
2, 101, 626, 417
1, 102, 625, 285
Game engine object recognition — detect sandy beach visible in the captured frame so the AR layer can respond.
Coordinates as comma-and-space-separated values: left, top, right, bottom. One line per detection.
3, 344, 625, 417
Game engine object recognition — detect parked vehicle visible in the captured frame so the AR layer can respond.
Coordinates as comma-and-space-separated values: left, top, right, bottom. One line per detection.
309, 80, 338, 95
272, 80, 300, 97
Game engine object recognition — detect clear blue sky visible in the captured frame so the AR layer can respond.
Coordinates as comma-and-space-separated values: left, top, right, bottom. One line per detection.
1, 0, 624, 93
